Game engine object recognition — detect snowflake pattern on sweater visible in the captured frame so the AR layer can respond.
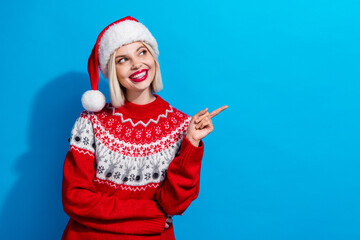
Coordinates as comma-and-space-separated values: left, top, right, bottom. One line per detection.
62, 94, 205, 240
69, 97, 191, 189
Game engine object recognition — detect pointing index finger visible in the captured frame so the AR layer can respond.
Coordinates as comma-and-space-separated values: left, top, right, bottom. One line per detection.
209, 105, 228, 118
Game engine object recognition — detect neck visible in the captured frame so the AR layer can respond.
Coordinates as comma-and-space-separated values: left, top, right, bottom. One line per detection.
125, 88, 156, 105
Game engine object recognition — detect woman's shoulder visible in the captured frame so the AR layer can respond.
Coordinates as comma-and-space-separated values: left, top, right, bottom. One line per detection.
72, 109, 93, 121
77, 103, 113, 118
164, 101, 192, 126
158, 96, 190, 117
169, 105, 191, 118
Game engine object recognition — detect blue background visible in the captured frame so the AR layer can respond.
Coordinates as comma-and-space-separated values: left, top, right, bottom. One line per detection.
1, 0, 359, 239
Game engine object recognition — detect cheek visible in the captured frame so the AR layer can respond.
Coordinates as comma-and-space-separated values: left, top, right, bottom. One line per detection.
144, 56, 156, 68
116, 66, 129, 78
148, 62, 156, 75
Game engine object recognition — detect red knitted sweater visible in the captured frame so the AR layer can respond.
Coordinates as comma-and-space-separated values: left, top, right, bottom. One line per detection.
61, 94, 205, 240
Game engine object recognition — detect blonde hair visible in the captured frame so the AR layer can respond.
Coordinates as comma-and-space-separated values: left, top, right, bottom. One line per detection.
107, 41, 163, 108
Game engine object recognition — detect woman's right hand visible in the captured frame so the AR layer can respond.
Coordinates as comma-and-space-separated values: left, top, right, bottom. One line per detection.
165, 215, 173, 228
185, 105, 228, 147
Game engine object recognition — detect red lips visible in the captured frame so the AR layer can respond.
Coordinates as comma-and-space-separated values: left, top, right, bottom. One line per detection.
129, 69, 148, 79
129, 69, 149, 82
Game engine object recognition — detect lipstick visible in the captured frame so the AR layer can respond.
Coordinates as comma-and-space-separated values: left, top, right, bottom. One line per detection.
129, 69, 148, 82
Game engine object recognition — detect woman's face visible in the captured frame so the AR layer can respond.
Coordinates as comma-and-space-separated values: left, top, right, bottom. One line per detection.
115, 41, 156, 94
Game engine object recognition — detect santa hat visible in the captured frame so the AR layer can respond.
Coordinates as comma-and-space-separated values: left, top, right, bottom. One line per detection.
82, 16, 159, 112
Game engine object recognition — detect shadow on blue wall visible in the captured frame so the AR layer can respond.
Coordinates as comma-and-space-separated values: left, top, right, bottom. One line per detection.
0, 72, 108, 239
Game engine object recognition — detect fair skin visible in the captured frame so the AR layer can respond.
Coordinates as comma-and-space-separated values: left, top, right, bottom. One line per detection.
115, 41, 228, 228
115, 41, 156, 105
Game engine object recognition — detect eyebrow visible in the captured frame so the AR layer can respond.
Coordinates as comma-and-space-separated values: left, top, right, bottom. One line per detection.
115, 46, 146, 59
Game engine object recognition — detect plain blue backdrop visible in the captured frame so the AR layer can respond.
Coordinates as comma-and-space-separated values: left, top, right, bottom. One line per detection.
1, 0, 359, 239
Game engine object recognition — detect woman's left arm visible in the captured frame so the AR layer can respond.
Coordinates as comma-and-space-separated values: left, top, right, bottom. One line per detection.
155, 105, 228, 215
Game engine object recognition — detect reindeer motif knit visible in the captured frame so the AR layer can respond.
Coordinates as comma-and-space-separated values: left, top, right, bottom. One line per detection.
62, 94, 205, 240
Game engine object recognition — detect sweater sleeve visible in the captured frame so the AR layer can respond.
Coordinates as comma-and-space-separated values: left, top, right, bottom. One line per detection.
62, 111, 167, 235
154, 135, 205, 215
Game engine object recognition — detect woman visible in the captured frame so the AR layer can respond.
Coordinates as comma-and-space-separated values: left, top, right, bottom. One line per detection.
62, 16, 228, 240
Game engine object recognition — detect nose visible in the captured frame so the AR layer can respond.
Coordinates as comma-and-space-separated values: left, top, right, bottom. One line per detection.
131, 57, 142, 70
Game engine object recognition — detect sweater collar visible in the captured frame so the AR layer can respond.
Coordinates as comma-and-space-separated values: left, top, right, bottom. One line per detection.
111, 94, 170, 120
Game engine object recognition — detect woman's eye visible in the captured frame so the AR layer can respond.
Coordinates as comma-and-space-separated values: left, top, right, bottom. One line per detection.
140, 50, 147, 55
118, 58, 126, 63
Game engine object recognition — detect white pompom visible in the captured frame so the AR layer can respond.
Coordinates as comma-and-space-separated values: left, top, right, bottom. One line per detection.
81, 90, 106, 112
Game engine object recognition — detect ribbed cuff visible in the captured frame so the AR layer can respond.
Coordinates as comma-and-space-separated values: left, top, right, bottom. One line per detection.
141, 216, 167, 234
178, 136, 204, 170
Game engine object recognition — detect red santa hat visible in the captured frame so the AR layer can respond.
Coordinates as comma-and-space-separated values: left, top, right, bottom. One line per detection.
82, 16, 159, 112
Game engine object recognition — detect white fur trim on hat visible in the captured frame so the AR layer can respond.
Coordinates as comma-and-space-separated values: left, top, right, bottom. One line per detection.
81, 90, 106, 112
98, 20, 158, 79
